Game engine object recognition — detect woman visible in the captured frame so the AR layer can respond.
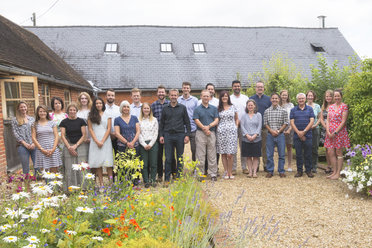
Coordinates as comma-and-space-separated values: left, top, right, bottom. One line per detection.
114, 101, 140, 183
138, 103, 158, 187
77, 92, 92, 144
324, 90, 350, 180
280, 90, 294, 172
11, 101, 36, 175
306, 90, 322, 173
320, 90, 334, 174
216, 91, 238, 179
32, 105, 61, 173
88, 98, 113, 187
240, 99, 262, 178
50, 97, 68, 147
60, 103, 88, 191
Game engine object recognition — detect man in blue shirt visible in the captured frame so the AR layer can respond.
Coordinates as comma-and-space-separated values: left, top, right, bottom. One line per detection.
193, 90, 219, 181
290, 93, 315, 178
178, 82, 199, 161
250, 81, 271, 172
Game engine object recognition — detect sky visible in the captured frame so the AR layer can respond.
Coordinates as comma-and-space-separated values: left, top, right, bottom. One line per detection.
1, 0, 371, 58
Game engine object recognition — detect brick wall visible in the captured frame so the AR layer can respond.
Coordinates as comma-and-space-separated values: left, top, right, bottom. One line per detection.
0, 88, 7, 175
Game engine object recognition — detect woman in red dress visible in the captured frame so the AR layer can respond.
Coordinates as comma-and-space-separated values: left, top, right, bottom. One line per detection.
324, 89, 350, 179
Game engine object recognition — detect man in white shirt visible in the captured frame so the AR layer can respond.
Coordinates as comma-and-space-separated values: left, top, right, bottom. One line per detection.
130, 88, 142, 118
230, 80, 249, 175
198, 83, 219, 107
105, 89, 121, 172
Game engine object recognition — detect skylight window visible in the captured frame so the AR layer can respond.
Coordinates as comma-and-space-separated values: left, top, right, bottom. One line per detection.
193, 43, 206, 53
311, 43, 325, 52
160, 43, 173, 52
105, 43, 118, 52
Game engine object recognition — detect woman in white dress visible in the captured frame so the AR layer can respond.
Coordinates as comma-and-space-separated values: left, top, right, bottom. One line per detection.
88, 97, 113, 186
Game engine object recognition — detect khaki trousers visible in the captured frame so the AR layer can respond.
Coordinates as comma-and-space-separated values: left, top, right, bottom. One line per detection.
196, 130, 217, 177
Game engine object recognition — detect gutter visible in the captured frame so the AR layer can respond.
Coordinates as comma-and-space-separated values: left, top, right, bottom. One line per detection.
0, 64, 93, 92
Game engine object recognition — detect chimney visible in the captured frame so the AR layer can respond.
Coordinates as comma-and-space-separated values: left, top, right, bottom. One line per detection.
317, 15, 326, 28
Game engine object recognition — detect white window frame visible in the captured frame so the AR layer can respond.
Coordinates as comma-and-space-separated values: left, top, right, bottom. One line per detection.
193, 43, 206, 53
104, 43, 118, 53
160, 43, 173, 53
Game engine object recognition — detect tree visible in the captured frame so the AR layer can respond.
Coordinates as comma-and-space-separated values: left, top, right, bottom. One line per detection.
344, 59, 372, 144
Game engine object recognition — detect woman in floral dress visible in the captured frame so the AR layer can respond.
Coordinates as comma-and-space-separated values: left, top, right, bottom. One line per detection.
320, 90, 334, 174
216, 91, 238, 179
324, 89, 350, 180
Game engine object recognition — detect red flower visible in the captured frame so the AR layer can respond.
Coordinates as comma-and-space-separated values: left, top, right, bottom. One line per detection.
102, 228, 111, 236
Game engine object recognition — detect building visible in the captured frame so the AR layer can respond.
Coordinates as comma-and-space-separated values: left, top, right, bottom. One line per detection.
0, 15, 92, 174
26, 25, 357, 103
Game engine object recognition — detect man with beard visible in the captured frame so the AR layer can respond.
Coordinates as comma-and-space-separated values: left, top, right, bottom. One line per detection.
105, 89, 120, 155
230, 80, 249, 175
151, 85, 171, 182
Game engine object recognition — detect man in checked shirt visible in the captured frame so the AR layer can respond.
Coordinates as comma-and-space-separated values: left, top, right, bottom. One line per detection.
264, 93, 289, 178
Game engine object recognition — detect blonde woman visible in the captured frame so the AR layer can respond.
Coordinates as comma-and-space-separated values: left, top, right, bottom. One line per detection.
77, 92, 92, 144
139, 103, 158, 187
320, 90, 334, 174
11, 101, 36, 175
280, 90, 294, 172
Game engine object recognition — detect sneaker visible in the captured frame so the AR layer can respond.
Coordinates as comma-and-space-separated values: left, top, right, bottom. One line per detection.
287, 168, 293, 172
232, 170, 237, 175
211, 177, 217, 182
224, 175, 229, 180
229, 175, 235, 179
265, 173, 273, 178
243, 169, 249, 174
294, 172, 303, 177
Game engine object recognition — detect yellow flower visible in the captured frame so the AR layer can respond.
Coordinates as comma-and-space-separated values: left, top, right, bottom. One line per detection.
149, 218, 153, 221
162, 225, 167, 229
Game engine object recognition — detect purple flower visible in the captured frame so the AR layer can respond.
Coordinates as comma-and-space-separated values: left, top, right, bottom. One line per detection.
350, 151, 356, 157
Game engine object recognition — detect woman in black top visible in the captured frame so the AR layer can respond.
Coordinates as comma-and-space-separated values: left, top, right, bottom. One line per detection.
60, 103, 87, 191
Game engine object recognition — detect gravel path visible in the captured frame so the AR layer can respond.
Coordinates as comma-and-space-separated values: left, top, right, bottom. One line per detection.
197, 150, 372, 248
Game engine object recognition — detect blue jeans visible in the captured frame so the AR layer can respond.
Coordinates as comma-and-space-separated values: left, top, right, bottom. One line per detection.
164, 132, 185, 182
17, 145, 36, 175
266, 133, 286, 174
294, 136, 312, 173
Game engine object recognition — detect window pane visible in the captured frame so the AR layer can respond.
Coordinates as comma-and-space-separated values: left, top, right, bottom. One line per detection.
21, 82, 34, 98
112, 44, 117, 51
6, 101, 18, 118
5, 82, 20, 99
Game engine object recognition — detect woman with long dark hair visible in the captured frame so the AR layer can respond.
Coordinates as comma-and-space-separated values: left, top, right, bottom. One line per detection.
32, 105, 61, 173
216, 91, 238, 179
11, 101, 36, 175
88, 98, 113, 186
50, 97, 68, 148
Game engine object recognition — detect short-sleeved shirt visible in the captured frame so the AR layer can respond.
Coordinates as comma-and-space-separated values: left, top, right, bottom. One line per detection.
264, 105, 289, 131
178, 95, 199, 132
193, 104, 219, 131
308, 103, 321, 129
105, 104, 120, 132
114, 115, 139, 147
290, 105, 315, 139
59, 117, 87, 144
230, 94, 249, 120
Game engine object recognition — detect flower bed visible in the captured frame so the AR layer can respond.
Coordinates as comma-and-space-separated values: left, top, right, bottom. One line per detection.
0, 152, 218, 247
341, 144, 372, 196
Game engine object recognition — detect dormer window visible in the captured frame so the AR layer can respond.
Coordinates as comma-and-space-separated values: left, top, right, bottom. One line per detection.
160, 43, 173, 52
105, 43, 118, 53
311, 43, 325, 52
193, 43, 206, 53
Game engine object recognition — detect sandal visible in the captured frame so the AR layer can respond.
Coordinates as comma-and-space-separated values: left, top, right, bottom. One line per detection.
325, 167, 333, 174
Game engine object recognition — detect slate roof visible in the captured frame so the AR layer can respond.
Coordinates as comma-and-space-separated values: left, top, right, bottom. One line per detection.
0, 15, 91, 90
25, 25, 357, 90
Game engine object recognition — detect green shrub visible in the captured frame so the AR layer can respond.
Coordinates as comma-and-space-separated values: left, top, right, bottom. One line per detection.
344, 59, 372, 144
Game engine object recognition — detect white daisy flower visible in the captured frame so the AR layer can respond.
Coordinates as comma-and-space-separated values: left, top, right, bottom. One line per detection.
68, 186, 80, 190
42, 171, 56, 179
30, 212, 39, 219
58, 194, 68, 201
76, 206, 94, 213
49, 180, 63, 187
3, 236, 17, 243
40, 229, 50, 233
30, 182, 44, 188
11, 192, 30, 201
92, 236, 103, 241
72, 164, 82, 171
66, 230, 77, 235
78, 195, 88, 199
0, 224, 11, 231
80, 162, 89, 169
3, 208, 25, 219
26, 236, 40, 243
32, 185, 53, 196
21, 214, 30, 219
54, 173, 63, 179
22, 244, 36, 248
85, 173, 95, 180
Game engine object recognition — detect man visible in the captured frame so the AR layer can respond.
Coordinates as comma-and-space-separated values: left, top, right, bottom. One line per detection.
194, 90, 219, 181
250, 81, 271, 172
130, 88, 142, 118
198, 83, 219, 107
230, 80, 249, 175
159, 89, 191, 185
178, 82, 198, 161
264, 93, 288, 178
151, 85, 170, 182
290, 93, 315, 178
105, 89, 120, 155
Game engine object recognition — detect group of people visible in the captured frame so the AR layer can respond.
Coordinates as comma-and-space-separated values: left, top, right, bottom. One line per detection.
11, 80, 350, 189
